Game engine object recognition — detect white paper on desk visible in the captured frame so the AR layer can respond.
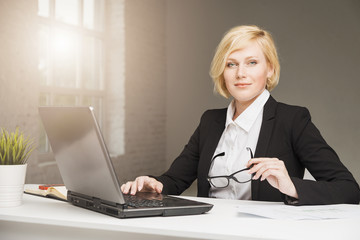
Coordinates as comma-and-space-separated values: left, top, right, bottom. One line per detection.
237, 204, 360, 220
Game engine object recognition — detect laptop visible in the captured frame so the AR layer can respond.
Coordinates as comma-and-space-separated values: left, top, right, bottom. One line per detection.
39, 106, 213, 218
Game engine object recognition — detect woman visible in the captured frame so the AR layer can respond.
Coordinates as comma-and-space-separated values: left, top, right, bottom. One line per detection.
121, 25, 360, 205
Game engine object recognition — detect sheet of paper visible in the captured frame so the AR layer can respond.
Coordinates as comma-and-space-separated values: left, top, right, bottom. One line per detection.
237, 203, 360, 220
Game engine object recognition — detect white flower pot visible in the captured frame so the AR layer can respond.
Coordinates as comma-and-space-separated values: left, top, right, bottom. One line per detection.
0, 164, 27, 207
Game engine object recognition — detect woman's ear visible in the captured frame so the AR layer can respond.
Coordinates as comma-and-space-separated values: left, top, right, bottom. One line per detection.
267, 64, 275, 79
266, 64, 275, 90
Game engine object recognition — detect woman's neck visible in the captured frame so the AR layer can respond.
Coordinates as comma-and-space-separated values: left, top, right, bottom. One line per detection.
232, 91, 264, 121
232, 100, 253, 120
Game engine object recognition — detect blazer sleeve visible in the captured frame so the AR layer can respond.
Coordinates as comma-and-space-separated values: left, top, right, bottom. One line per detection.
288, 107, 360, 205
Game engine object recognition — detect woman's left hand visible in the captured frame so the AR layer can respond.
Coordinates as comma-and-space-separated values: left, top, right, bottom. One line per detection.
247, 157, 298, 199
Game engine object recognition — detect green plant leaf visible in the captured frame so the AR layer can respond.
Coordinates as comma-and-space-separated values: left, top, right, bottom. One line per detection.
0, 127, 35, 165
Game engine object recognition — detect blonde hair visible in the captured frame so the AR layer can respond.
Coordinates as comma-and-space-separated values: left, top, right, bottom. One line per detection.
210, 25, 280, 98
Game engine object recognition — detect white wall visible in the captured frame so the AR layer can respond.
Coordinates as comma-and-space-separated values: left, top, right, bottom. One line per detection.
166, 0, 360, 183
0, 0, 168, 184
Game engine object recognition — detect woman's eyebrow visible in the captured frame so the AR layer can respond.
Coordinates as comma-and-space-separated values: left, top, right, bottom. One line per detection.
227, 56, 260, 61
244, 56, 260, 60
226, 58, 238, 61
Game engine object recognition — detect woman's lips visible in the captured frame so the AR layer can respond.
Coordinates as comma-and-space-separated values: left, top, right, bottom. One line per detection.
234, 83, 251, 88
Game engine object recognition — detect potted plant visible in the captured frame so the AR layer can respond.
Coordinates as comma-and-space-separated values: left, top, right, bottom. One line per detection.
0, 127, 35, 207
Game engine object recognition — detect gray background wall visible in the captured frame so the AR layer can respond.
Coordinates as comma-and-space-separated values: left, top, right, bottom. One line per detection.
0, 0, 359, 192
166, 0, 360, 186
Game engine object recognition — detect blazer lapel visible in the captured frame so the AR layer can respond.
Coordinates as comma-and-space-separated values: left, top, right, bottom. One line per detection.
251, 96, 277, 200
203, 115, 226, 174
198, 109, 226, 197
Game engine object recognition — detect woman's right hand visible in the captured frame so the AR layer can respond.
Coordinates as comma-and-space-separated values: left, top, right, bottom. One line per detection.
121, 176, 163, 195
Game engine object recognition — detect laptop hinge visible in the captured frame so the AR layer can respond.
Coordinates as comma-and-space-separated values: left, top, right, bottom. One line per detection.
117, 203, 128, 209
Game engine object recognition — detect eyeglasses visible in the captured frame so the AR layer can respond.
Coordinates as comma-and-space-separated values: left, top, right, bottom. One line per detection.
207, 147, 254, 188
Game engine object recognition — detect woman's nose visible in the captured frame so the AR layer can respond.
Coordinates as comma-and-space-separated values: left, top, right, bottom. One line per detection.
236, 65, 246, 79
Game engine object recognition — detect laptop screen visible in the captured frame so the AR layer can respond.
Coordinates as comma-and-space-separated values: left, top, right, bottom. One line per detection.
39, 106, 125, 204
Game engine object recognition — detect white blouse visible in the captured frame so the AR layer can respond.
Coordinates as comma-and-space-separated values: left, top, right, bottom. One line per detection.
209, 90, 270, 200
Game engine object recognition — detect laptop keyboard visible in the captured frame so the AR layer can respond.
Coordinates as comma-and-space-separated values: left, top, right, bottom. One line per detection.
124, 194, 164, 208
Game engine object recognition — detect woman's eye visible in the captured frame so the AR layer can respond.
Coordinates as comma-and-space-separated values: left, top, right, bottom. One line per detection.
226, 62, 237, 68
249, 60, 257, 65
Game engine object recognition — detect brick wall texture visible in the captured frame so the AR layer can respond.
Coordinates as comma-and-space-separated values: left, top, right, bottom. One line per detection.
0, 0, 167, 185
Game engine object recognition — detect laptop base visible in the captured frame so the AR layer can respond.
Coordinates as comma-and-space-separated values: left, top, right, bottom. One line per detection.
68, 191, 213, 219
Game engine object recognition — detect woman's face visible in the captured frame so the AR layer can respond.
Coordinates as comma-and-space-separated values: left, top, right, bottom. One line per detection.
223, 41, 273, 107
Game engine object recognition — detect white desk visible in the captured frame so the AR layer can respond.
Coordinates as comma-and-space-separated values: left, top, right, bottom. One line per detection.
0, 194, 359, 240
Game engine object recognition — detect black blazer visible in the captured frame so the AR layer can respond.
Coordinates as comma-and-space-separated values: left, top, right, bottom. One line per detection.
156, 96, 360, 205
